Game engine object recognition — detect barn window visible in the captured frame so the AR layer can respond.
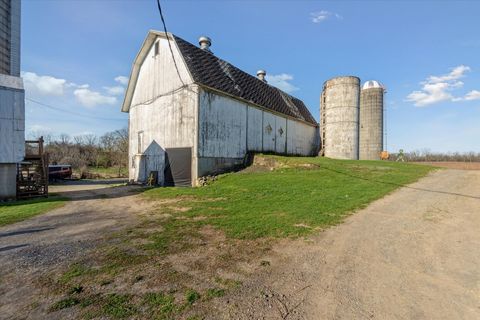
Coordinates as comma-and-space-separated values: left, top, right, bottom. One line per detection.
154, 41, 159, 56
265, 124, 272, 135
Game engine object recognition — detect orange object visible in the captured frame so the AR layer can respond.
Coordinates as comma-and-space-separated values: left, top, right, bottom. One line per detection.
381, 151, 389, 160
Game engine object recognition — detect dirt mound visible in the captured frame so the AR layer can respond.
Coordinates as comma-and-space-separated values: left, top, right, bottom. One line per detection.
242, 155, 318, 173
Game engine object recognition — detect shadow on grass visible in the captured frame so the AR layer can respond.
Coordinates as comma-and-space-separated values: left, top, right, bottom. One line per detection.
1, 196, 67, 207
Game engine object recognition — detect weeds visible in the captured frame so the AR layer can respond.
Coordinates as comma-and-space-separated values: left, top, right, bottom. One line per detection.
185, 289, 201, 304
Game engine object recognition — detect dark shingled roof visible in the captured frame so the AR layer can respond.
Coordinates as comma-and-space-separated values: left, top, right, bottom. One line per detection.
173, 35, 317, 125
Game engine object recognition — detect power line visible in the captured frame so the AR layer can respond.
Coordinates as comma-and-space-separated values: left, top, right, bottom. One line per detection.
26, 98, 126, 122
156, 0, 185, 86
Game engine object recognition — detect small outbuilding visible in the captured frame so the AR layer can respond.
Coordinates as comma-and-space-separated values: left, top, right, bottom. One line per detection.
122, 31, 319, 186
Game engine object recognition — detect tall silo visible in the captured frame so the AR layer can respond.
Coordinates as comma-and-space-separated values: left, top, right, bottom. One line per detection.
359, 81, 384, 160
320, 76, 360, 160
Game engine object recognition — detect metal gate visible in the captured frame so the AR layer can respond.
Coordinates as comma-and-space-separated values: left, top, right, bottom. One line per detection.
164, 147, 192, 187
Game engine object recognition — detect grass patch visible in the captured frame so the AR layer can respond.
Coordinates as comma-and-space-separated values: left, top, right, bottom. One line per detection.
59, 263, 93, 283
143, 292, 177, 318
143, 156, 433, 239
205, 288, 225, 299
50, 297, 80, 311
0, 196, 66, 226
102, 294, 136, 318
144, 217, 202, 255
185, 289, 201, 305
214, 277, 242, 289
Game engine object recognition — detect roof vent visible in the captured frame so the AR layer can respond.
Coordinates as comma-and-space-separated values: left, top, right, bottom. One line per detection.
198, 36, 212, 52
257, 70, 267, 83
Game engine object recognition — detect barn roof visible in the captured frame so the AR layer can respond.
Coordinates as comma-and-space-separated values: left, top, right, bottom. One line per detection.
173, 35, 317, 125
122, 31, 317, 126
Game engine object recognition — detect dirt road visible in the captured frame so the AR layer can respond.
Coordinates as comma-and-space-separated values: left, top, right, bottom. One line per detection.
218, 169, 480, 319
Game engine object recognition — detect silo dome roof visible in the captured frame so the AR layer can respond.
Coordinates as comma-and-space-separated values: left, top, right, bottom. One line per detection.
362, 80, 384, 90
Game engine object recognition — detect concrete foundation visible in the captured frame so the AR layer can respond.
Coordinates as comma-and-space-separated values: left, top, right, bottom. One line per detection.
197, 157, 245, 177
0, 163, 16, 200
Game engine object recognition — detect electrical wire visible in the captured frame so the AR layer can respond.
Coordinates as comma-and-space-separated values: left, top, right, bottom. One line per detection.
128, 85, 196, 109
26, 98, 126, 122
156, 0, 185, 86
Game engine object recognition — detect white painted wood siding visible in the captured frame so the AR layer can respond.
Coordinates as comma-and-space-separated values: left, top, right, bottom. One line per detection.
246, 106, 263, 151
198, 88, 318, 159
0, 86, 24, 163
128, 37, 197, 182
198, 91, 247, 158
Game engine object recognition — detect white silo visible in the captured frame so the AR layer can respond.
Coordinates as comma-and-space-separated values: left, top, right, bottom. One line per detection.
320, 76, 360, 160
359, 80, 385, 160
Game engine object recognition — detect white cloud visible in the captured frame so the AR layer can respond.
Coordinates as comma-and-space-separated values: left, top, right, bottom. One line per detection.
427, 65, 470, 83
464, 90, 480, 101
310, 10, 342, 23
406, 82, 454, 106
104, 86, 125, 96
74, 86, 117, 108
266, 73, 299, 94
115, 76, 129, 85
22, 72, 68, 96
22, 70, 122, 108
406, 65, 477, 107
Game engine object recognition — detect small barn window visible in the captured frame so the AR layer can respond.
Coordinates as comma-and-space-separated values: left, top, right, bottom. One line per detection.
154, 41, 159, 56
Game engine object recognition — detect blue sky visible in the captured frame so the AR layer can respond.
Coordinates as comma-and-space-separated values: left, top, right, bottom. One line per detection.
23, 0, 480, 152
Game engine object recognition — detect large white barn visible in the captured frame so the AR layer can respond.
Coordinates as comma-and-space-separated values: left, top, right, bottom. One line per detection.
122, 31, 319, 186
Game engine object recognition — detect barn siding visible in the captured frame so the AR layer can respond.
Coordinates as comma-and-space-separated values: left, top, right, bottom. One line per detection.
128, 37, 197, 184
0, 85, 24, 163
246, 106, 263, 151
197, 88, 318, 176
198, 91, 247, 158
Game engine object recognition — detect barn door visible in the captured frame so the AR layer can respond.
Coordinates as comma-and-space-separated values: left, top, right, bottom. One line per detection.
164, 148, 192, 187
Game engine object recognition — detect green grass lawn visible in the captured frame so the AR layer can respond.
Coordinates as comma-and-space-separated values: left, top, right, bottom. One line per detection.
143, 155, 434, 239
0, 197, 67, 226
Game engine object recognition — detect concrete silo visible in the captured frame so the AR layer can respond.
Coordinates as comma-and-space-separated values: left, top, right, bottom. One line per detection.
320, 76, 360, 160
359, 81, 384, 160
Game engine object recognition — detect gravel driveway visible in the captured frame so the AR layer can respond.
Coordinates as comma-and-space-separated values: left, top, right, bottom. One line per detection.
0, 181, 152, 319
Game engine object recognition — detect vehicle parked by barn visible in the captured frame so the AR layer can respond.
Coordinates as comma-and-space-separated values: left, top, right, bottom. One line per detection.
48, 165, 72, 181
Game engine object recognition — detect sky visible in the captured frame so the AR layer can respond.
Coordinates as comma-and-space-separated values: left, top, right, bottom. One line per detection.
22, 0, 480, 152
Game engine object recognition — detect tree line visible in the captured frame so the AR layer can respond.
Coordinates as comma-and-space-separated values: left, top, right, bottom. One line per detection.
389, 149, 480, 162
29, 128, 128, 177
